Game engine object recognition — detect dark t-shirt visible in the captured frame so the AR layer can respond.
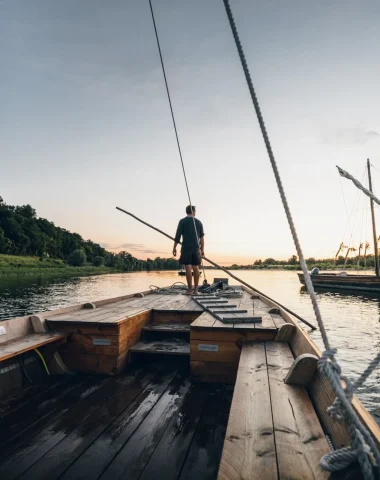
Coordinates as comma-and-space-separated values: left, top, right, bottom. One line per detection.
175, 217, 204, 252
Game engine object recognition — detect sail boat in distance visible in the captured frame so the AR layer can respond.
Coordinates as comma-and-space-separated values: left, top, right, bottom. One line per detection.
298, 159, 380, 292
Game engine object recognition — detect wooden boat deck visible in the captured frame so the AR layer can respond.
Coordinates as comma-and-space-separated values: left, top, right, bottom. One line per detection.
2, 285, 379, 479
0, 362, 232, 480
43, 288, 281, 379
46, 293, 204, 325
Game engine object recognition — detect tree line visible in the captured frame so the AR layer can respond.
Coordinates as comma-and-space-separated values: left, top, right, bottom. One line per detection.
227, 254, 378, 270
0, 197, 180, 271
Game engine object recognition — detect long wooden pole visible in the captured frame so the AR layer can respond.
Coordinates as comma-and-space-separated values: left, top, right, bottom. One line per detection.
116, 206, 317, 330
367, 159, 380, 276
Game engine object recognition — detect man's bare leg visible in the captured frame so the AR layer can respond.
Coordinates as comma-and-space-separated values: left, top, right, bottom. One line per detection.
193, 266, 200, 294
185, 265, 193, 293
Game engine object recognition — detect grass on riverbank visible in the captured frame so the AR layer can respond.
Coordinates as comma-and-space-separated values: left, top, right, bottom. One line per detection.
0, 254, 116, 276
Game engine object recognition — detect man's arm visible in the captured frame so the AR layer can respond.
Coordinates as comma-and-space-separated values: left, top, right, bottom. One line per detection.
199, 222, 205, 256
173, 221, 183, 257
200, 236, 205, 256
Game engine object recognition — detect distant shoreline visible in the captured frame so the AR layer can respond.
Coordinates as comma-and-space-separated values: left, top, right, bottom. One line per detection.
0, 254, 178, 277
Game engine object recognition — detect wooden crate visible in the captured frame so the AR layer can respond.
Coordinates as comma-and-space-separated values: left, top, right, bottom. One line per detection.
51, 310, 152, 375
190, 328, 276, 384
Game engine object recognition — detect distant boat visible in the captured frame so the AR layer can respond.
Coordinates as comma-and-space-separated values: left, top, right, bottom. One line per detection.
178, 270, 202, 276
299, 160, 380, 292
298, 271, 380, 292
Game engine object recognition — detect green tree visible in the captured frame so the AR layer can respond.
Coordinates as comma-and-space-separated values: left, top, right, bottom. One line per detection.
93, 256, 104, 266
67, 249, 86, 266
263, 258, 276, 265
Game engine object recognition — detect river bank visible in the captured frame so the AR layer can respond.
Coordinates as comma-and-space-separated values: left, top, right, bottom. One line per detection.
0, 254, 119, 277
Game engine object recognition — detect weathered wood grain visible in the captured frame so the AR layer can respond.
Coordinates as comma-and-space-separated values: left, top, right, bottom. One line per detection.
285, 353, 318, 386
0, 333, 66, 362
218, 343, 277, 480
241, 285, 380, 451
265, 342, 329, 479
190, 361, 237, 384
190, 340, 241, 364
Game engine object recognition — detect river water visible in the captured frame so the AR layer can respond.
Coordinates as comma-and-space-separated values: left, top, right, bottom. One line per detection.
1, 269, 379, 422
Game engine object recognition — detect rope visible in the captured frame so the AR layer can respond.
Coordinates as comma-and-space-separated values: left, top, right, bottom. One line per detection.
148, 0, 207, 284
222, 0, 328, 347
200, 285, 243, 298
338, 166, 380, 206
222, 0, 380, 476
149, 282, 188, 294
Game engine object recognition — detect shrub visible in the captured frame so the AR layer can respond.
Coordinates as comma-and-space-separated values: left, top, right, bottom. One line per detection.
67, 249, 86, 267
93, 256, 104, 267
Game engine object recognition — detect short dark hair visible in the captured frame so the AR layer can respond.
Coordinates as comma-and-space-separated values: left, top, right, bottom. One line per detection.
186, 205, 196, 214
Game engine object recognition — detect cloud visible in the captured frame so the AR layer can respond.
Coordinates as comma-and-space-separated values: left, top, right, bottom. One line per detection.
100, 242, 166, 255
322, 128, 380, 145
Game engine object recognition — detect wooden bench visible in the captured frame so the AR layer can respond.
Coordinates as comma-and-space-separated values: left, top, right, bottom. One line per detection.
218, 341, 331, 480
0, 333, 66, 362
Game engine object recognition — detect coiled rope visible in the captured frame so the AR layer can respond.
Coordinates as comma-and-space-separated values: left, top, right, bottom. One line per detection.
222, 0, 380, 476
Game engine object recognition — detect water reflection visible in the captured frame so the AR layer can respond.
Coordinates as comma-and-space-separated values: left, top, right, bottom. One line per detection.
0, 269, 379, 422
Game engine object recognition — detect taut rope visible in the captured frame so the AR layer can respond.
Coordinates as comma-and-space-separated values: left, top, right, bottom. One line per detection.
148, 0, 207, 283
222, 0, 380, 476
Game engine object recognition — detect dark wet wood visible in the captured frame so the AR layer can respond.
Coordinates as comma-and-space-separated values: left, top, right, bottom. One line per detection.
0, 364, 232, 480
0, 376, 95, 450
139, 382, 210, 479
0, 375, 126, 478
19, 371, 156, 480
130, 341, 190, 355
143, 324, 190, 332
179, 386, 233, 480
100, 369, 192, 479
61, 367, 178, 480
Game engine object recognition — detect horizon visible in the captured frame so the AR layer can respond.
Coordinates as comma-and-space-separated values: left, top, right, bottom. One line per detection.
2, 1, 380, 264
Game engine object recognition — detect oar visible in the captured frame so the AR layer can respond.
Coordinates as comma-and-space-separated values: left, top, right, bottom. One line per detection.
116, 206, 317, 330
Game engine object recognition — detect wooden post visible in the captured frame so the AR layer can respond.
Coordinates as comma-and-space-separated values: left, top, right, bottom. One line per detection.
368, 159, 379, 276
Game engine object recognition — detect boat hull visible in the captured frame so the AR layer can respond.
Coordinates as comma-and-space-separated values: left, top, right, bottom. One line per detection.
298, 272, 380, 292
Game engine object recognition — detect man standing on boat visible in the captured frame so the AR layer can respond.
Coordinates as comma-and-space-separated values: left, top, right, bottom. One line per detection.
173, 205, 204, 295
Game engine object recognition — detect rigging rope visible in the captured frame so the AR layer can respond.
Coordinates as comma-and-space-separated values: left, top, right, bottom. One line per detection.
221, 0, 380, 476
338, 166, 380, 206
148, 0, 207, 283
339, 166, 366, 255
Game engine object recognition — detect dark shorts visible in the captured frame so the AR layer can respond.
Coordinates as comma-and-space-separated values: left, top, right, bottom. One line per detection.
179, 249, 201, 266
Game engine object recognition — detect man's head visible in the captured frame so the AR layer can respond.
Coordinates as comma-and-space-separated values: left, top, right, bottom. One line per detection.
186, 205, 196, 216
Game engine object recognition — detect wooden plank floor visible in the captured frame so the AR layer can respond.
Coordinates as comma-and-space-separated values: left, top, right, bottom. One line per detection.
46, 294, 202, 325
191, 289, 283, 332
0, 363, 232, 480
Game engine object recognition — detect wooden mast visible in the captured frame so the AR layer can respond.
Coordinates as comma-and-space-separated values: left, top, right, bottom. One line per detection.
367, 159, 379, 276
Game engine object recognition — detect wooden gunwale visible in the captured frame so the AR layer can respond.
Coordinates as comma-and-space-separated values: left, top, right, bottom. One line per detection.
240, 284, 380, 450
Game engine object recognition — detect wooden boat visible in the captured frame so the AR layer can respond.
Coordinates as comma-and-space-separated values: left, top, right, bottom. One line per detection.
1, 3, 378, 478
298, 271, 380, 292
299, 160, 380, 293
178, 270, 202, 276
0, 282, 379, 479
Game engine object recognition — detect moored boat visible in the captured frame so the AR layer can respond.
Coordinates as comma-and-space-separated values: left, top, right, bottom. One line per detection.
298, 160, 380, 293
298, 272, 380, 292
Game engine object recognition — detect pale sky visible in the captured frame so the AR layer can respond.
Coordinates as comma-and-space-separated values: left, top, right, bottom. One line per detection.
2, 1, 380, 265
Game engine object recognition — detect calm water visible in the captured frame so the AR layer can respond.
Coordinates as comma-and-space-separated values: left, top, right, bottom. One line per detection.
1, 269, 379, 421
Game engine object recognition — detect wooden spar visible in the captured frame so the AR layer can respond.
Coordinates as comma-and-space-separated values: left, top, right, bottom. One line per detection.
367, 159, 380, 276
116, 206, 317, 330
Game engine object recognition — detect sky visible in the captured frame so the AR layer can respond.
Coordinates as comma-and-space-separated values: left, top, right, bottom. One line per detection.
2, 0, 380, 265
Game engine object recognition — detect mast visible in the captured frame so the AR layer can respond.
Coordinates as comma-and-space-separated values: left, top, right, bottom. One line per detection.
367, 159, 380, 276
